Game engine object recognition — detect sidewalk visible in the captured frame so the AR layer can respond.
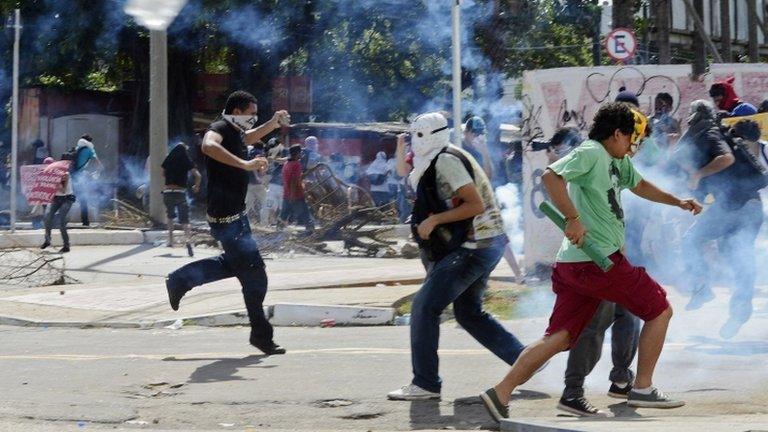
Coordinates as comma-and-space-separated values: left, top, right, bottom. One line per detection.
0, 244, 518, 328
0, 224, 411, 248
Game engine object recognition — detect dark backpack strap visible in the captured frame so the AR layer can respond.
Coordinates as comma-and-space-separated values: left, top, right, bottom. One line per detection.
442, 147, 475, 182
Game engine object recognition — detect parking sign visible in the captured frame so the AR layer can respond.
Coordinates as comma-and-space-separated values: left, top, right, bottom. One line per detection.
605, 28, 637, 62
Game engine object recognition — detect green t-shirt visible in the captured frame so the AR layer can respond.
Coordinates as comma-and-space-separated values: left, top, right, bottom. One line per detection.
548, 139, 643, 262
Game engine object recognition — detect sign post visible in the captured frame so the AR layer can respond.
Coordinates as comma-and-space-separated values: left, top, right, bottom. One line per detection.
605, 28, 637, 64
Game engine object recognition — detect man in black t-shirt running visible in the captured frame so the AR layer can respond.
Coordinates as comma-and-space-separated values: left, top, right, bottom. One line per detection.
165, 90, 290, 355
161, 142, 201, 256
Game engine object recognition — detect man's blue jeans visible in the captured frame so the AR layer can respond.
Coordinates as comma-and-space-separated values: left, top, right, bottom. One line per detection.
410, 238, 525, 393
168, 216, 273, 342
682, 198, 763, 322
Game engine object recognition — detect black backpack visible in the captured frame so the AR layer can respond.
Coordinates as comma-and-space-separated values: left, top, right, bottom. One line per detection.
725, 135, 768, 193
410, 147, 475, 262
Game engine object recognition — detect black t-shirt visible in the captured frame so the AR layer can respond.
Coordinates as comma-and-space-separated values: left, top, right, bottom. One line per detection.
206, 120, 249, 218
161, 146, 194, 187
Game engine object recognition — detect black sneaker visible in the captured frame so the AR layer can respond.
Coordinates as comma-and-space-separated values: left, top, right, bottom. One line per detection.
479, 388, 508, 422
59, 246, 70, 254
40, 241, 50, 250
250, 339, 286, 355
627, 387, 685, 408
557, 397, 607, 417
607, 382, 632, 399
165, 278, 186, 311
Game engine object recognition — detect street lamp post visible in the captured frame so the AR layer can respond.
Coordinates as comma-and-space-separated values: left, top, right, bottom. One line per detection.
451, 0, 462, 145
9, 9, 20, 232
124, 0, 187, 225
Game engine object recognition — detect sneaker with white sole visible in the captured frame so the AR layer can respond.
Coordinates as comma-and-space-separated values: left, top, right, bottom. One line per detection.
627, 387, 685, 408
479, 387, 509, 422
607, 382, 632, 399
557, 396, 608, 417
387, 383, 440, 401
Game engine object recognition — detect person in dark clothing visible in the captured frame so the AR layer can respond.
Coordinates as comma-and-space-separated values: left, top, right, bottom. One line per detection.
162, 142, 202, 256
165, 90, 291, 355
41, 161, 76, 253
709, 77, 758, 117
279, 144, 314, 232
462, 116, 493, 178
677, 100, 764, 339
31, 139, 48, 165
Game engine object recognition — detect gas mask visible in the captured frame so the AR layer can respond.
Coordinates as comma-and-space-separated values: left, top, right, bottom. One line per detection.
410, 113, 450, 157
628, 108, 648, 156
222, 111, 258, 132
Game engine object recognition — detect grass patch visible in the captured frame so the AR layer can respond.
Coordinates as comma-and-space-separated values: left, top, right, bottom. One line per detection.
393, 279, 540, 321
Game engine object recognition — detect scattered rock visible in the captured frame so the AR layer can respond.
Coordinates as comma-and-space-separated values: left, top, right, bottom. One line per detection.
164, 319, 183, 330
340, 411, 383, 420
125, 420, 148, 426
314, 399, 354, 408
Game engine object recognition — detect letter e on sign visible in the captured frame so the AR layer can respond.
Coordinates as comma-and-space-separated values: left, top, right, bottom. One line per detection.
605, 28, 637, 63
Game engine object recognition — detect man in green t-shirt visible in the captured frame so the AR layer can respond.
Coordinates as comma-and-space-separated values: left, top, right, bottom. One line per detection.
480, 102, 703, 422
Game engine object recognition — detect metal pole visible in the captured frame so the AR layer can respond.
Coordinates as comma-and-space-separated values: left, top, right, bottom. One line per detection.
682, 0, 724, 63
451, 0, 462, 146
10, 9, 20, 233
747, 0, 759, 62
655, 0, 671, 64
148, 30, 168, 225
720, 0, 732, 62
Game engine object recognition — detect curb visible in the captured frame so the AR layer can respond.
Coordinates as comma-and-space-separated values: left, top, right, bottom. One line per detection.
0, 224, 411, 247
501, 419, 584, 432
0, 303, 395, 329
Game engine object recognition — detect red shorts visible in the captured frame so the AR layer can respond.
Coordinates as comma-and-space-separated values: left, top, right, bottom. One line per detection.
545, 252, 670, 349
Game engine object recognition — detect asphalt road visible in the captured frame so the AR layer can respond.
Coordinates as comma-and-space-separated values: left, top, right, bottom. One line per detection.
1, 315, 767, 432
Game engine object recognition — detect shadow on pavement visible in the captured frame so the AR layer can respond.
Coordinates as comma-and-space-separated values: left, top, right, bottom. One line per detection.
408, 397, 503, 431
163, 354, 270, 383
79, 244, 154, 270
606, 401, 642, 418
685, 335, 768, 356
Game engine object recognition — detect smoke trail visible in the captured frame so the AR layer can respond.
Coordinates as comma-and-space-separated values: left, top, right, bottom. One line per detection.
495, 182, 523, 255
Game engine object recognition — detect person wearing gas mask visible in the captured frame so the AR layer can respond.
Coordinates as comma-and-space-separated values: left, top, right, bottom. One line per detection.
387, 112, 524, 401
709, 77, 757, 118
678, 102, 766, 339
165, 90, 290, 355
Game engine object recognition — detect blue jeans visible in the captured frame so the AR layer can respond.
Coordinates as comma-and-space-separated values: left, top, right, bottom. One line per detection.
682, 198, 763, 322
168, 216, 273, 342
562, 302, 639, 399
410, 238, 524, 393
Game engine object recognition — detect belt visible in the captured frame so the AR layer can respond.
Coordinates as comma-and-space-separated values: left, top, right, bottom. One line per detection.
207, 211, 246, 224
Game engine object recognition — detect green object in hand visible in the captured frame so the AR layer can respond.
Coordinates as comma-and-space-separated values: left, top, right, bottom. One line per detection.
539, 201, 614, 272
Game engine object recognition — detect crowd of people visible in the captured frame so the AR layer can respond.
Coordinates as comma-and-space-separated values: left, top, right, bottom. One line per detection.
14, 79, 761, 426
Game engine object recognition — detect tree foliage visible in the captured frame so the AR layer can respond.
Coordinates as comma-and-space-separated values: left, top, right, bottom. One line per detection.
0, 0, 610, 150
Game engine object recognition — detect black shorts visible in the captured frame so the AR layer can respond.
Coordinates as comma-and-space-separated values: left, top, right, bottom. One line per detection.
163, 190, 189, 224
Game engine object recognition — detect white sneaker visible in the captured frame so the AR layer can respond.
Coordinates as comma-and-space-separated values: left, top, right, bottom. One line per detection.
387, 383, 440, 401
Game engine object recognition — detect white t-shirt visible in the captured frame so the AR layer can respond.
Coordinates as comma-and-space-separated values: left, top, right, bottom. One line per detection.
434, 145, 505, 248
55, 175, 74, 196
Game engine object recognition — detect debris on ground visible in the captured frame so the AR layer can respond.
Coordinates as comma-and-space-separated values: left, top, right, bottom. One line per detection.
0, 248, 78, 287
